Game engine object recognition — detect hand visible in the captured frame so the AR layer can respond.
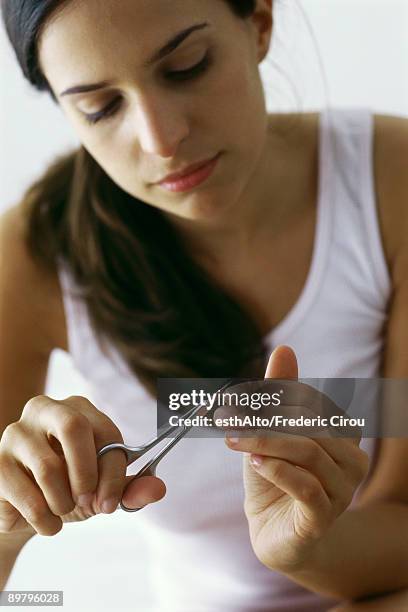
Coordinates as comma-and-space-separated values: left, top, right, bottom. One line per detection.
224, 346, 370, 572
0, 395, 166, 536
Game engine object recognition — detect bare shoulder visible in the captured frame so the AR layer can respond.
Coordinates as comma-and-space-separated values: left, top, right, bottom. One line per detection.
372, 113, 408, 278
355, 115, 408, 507
0, 202, 68, 354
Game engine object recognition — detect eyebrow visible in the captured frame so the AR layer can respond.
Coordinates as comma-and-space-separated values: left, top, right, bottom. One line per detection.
59, 21, 210, 97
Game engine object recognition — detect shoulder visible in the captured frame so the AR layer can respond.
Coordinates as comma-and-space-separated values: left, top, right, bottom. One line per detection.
342, 114, 408, 507
0, 202, 68, 353
372, 113, 408, 280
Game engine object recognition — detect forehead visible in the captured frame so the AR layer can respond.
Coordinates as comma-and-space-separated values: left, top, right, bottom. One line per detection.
38, 0, 233, 88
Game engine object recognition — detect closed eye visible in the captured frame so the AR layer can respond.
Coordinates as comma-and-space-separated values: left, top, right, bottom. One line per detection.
82, 52, 211, 126
166, 52, 211, 82
82, 96, 123, 125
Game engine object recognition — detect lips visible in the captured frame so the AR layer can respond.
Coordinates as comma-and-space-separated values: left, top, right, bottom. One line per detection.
157, 154, 219, 184
157, 154, 221, 193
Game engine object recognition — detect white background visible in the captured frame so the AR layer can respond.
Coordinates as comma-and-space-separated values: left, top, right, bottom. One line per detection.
1, 1, 407, 610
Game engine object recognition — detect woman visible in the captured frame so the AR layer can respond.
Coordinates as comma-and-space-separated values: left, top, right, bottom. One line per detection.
0, 0, 407, 610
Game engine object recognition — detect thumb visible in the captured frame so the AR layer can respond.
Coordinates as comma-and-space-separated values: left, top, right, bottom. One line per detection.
241, 345, 299, 509
265, 345, 298, 380
121, 474, 166, 510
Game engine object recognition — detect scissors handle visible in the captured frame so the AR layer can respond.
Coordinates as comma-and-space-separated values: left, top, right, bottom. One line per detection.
96, 425, 191, 512
97, 441, 144, 464
97, 378, 238, 513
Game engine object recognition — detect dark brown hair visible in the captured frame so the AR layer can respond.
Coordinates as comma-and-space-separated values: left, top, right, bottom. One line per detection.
2, 0, 270, 397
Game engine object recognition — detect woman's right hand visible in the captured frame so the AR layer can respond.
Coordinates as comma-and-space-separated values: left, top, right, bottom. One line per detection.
0, 395, 166, 537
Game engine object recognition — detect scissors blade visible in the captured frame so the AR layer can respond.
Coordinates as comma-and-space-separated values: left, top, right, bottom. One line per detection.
118, 379, 242, 511
137, 381, 233, 473
154, 378, 237, 447
158, 377, 235, 436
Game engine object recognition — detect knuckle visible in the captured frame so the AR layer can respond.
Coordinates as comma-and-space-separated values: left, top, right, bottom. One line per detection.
73, 473, 97, 494
23, 496, 50, 524
64, 395, 93, 410
299, 481, 321, 503
0, 422, 20, 445
254, 436, 269, 454
74, 464, 95, 482
270, 459, 288, 482
34, 456, 62, 482
59, 412, 89, 436
106, 475, 124, 489
22, 395, 51, 417
62, 396, 122, 442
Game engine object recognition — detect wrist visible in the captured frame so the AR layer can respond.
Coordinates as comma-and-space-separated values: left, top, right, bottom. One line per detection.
0, 528, 36, 591
260, 533, 324, 576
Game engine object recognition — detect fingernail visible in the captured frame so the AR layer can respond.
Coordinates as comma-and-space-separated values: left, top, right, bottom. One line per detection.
226, 436, 240, 445
250, 454, 263, 468
77, 492, 94, 507
101, 497, 118, 514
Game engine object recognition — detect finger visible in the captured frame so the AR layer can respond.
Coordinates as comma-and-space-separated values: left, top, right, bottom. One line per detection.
11, 430, 76, 517
35, 402, 99, 505
310, 436, 369, 486
213, 403, 332, 436
227, 432, 368, 495
95, 447, 128, 513
247, 455, 332, 536
0, 457, 62, 536
226, 434, 347, 502
62, 397, 128, 510
121, 475, 167, 510
265, 345, 298, 380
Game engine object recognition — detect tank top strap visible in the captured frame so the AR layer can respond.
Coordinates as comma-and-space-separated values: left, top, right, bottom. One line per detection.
327, 107, 391, 300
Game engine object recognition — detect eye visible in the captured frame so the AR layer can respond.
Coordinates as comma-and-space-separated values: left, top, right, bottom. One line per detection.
82, 96, 122, 125
82, 53, 211, 126
166, 52, 211, 82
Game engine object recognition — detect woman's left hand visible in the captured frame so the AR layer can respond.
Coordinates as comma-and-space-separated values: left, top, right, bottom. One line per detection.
224, 345, 370, 573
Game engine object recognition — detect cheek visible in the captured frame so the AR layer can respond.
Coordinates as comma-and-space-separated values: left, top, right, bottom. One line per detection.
68, 118, 135, 184
210, 60, 266, 146
65, 118, 119, 174
78, 136, 138, 195
99, 155, 140, 193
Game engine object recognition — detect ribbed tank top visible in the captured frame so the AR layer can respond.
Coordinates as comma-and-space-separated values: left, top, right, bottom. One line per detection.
57, 108, 391, 611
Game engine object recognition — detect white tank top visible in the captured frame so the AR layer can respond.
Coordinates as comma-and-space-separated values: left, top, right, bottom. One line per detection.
57, 107, 391, 611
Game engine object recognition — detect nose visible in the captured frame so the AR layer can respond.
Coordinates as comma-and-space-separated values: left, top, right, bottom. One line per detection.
135, 94, 189, 158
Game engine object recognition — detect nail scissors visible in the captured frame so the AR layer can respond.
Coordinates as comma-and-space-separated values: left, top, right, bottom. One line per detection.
97, 378, 236, 512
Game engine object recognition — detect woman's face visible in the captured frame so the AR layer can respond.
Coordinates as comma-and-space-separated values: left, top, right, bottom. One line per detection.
39, 0, 273, 224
